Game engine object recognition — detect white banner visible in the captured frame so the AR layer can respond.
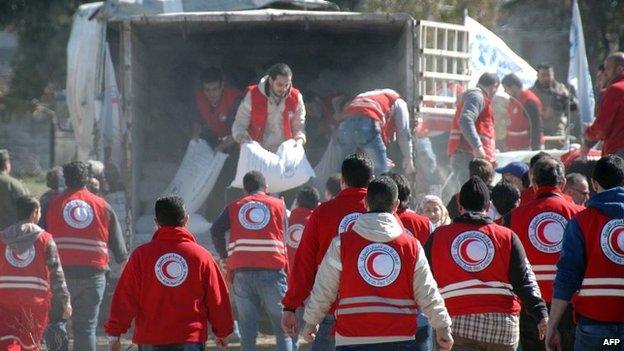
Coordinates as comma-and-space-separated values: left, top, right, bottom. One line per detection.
101, 44, 125, 168
568, 0, 595, 125
466, 16, 537, 89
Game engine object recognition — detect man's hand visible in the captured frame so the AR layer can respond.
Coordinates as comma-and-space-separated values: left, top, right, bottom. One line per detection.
302, 323, 319, 343
545, 325, 562, 351
435, 327, 453, 350
108, 336, 121, 351
215, 337, 228, 349
402, 157, 415, 174
63, 303, 72, 319
475, 146, 487, 159
236, 133, 252, 144
294, 138, 304, 147
537, 317, 549, 340
216, 136, 235, 152
281, 310, 298, 337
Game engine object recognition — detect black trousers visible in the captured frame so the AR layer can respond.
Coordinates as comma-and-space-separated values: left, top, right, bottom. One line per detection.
520, 302, 575, 351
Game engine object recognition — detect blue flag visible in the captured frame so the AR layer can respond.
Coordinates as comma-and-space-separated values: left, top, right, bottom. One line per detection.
568, 0, 595, 125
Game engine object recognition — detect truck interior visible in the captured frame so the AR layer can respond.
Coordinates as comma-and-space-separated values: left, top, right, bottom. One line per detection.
107, 11, 413, 228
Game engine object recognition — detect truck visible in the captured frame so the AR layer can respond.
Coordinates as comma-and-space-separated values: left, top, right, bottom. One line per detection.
67, 1, 470, 247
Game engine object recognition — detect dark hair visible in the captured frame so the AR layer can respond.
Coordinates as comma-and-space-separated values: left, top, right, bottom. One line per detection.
341, 153, 373, 188
200, 67, 223, 84
533, 158, 566, 187
46, 167, 63, 190
243, 171, 266, 193
477, 73, 500, 88
469, 158, 495, 186
267, 63, 292, 79
530, 151, 552, 170
502, 73, 523, 88
537, 63, 553, 70
384, 172, 411, 211
63, 161, 90, 189
366, 176, 398, 213
593, 155, 624, 190
598, 63, 605, 72
566, 173, 587, 188
521, 171, 530, 188
155, 196, 186, 227
297, 186, 320, 210
325, 173, 342, 198
16, 196, 40, 221
491, 181, 520, 216
459, 176, 491, 212
0, 149, 8, 171
606, 52, 624, 69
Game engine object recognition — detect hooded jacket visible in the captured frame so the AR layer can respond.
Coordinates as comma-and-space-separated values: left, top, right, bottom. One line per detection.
554, 186, 624, 304
232, 75, 306, 152
303, 212, 451, 346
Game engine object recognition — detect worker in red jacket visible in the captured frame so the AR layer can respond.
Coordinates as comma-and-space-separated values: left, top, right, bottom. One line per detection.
281, 153, 373, 350
337, 89, 415, 175
45, 161, 128, 351
504, 158, 584, 351
286, 186, 320, 269
426, 177, 548, 350
210, 170, 292, 351
105, 196, 233, 350
582, 52, 624, 159
501, 73, 543, 151
0, 196, 71, 351
301, 177, 453, 350
546, 155, 624, 350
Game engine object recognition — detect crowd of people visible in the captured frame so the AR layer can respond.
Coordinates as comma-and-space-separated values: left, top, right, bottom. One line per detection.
0, 51, 623, 351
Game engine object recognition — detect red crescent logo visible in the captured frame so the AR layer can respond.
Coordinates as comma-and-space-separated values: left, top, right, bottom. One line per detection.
459, 239, 481, 264
536, 219, 560, 246
71, 206, 82, 222
244, 207, 256, 224
161, 260, 177, 280
610, 227, 624, 256
366, 252, 386, 279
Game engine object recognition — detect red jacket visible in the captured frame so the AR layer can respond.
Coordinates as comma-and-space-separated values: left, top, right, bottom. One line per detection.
574, 207, 624, 322
447, 90, 496, 162
396, 208, 431, 245
282, 187, 367, 309
430, 221, 520, 316
335, 229, 419, 339
226, 192, 287, 271
506, 187, 584, 302
247, 85, 300, 143
521, 186, 575, 205
0, 231, 53, 350
46, 188, 111, 269
286, 207, 314, 268
195, 87, 243, 137
506, 90, 543, 150
341, 89, 401, 144
585, 76, 624, 155
104, 226, 233, 344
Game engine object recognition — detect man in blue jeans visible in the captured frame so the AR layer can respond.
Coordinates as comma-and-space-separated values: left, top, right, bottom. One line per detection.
211, 171, 294, 351
44, 161, 128, 351
546, 155, 624, 351
337, 89, 414, 175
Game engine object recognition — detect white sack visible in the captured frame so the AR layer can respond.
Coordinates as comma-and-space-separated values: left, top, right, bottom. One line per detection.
231, 140, 315, 193
163, 139, 227, 213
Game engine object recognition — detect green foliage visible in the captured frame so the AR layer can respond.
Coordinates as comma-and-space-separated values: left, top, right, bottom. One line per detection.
0, 0, 90, 118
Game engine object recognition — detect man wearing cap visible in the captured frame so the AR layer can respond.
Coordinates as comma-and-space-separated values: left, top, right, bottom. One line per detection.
0, 149, 29, 229
426, 176, 548, 350
301, 176, 453, 350
503, 158, 584, 351
496, 161, 529, 193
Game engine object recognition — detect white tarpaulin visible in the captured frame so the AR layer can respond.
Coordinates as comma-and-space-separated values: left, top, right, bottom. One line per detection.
66, 3, 105, 161
163, 139, 227, 213
466, 16, 537, 89
231, 140, 315, 193
568, 0, 595, 125
101, 43, 125, 168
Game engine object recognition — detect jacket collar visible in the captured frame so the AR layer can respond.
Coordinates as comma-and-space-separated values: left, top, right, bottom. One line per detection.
454, 211, 492, 224
535, 186, 563, 199
152, 226, 197, 243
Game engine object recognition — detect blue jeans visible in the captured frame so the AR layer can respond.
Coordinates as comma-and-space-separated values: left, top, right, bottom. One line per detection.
415, 312, 433, 351
336, 339, 417, 350
233, 269, 294, 351
574, 318, 624, 351
310, 314, 335, 351
66, 274, 106, 351
138, 344, 204, 351
337, 116, 388, 175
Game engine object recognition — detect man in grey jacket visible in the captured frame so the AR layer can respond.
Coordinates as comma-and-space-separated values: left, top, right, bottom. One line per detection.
301, 176, 453, 350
